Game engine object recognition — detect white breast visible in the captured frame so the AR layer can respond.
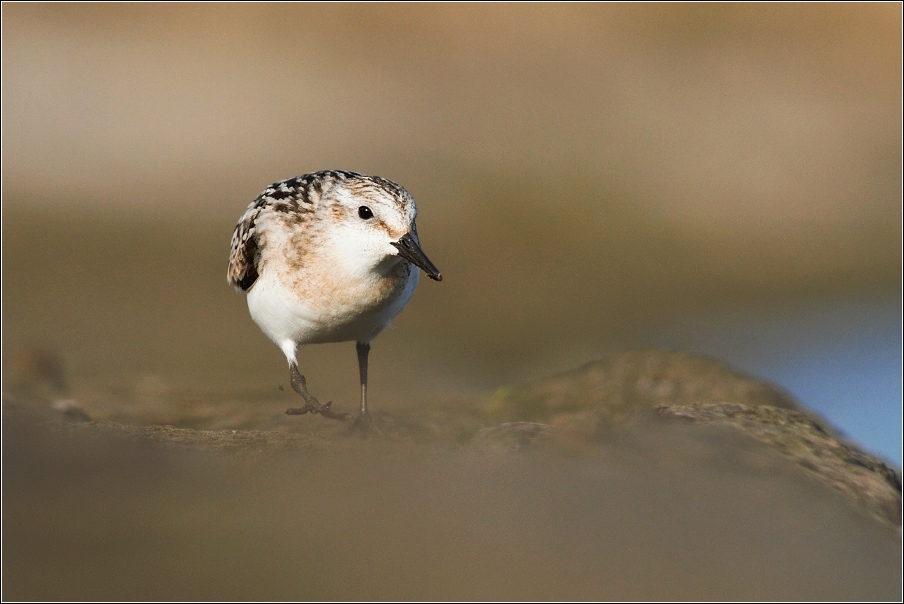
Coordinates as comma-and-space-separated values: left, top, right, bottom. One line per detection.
246, 260, 419, 359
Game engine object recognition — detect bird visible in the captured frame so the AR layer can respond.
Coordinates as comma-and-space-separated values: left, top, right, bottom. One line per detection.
228, 170, 441, 429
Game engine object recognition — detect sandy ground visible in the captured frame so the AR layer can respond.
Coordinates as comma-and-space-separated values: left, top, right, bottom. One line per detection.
4, 350, 901, 600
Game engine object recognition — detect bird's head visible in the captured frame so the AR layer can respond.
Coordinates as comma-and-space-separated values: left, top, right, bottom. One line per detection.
320, 175, 442, 281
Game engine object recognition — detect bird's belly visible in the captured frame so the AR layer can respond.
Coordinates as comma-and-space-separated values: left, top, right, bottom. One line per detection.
247, 268, 417, 346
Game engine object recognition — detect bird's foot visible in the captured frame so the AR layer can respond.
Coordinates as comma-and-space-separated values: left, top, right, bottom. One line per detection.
348, 411, 383, 437
285, 399, 350, 421
286, 365, 351, 421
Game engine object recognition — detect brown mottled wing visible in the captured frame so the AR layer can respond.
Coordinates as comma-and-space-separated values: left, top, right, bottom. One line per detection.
227, 171, 361, 292
228, 203, 262, 291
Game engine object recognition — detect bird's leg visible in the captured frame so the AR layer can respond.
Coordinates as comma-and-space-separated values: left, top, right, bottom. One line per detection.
285, 363, 350, 420
357, 341, 370, 419
350, 341, 372, 432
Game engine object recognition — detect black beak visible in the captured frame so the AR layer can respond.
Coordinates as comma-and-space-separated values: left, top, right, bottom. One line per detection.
391, 233, 442, 281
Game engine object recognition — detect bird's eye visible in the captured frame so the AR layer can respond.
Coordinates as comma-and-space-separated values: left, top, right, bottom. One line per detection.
358, 206, 373, 220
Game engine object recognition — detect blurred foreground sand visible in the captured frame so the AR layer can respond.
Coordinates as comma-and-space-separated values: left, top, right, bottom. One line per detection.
4, 350, 901, 600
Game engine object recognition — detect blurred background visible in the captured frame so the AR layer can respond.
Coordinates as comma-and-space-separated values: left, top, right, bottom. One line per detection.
2, 4, 901, 462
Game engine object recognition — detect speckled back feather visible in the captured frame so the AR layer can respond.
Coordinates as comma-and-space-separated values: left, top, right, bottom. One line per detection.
227, 170, 362, 291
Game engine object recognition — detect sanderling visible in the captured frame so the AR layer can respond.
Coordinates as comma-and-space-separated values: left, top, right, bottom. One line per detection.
228, 170, 441, 428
